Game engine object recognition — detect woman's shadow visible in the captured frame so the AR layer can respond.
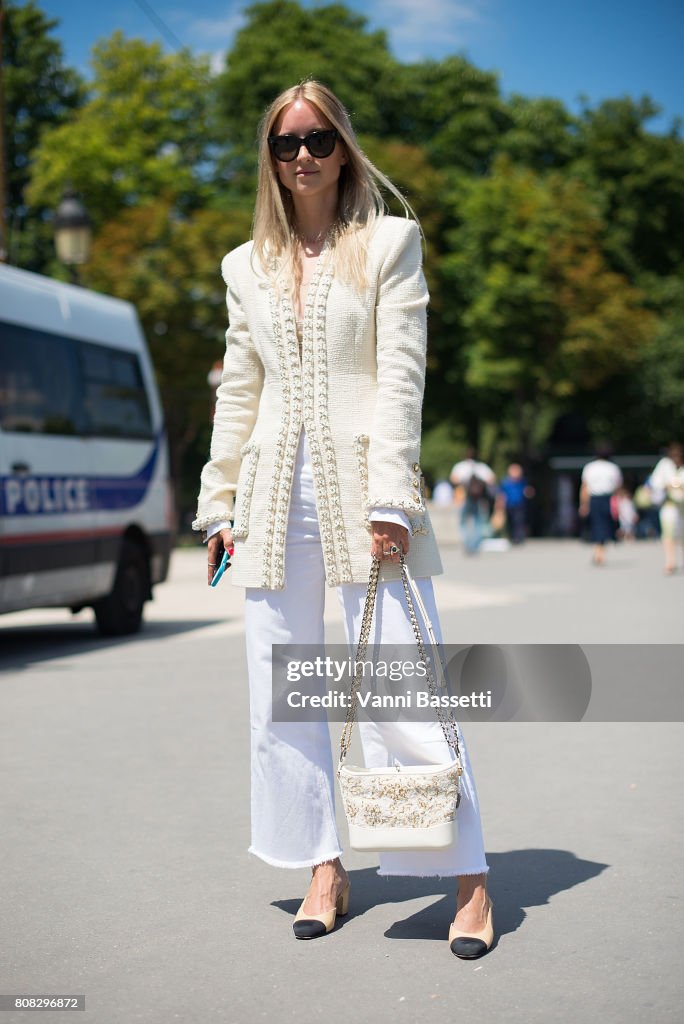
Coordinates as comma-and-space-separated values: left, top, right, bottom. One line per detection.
273, 848, 608, 943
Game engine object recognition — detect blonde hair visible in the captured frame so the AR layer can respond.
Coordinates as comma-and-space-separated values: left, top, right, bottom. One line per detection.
252, 80, 419, 292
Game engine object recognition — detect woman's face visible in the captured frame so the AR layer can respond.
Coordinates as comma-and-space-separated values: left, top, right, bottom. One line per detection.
272, 99, 347, 207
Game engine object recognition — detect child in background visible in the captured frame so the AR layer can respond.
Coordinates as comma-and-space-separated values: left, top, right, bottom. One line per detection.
613, 487, 637, 541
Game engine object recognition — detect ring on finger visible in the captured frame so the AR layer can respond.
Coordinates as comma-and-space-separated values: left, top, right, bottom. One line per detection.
389, 544, 400, 555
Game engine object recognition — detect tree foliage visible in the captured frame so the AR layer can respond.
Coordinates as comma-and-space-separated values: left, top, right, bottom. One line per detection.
498, 95, 578, 171
26, 34, 215, 227
571, 97, 684, 278
389, 57, 508, 173
2, 0, 84, 268
440, 157, 657, 454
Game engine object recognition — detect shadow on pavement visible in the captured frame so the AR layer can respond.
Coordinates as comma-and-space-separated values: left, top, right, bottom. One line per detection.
272, 848, 608, 942
0, 618, 229, 672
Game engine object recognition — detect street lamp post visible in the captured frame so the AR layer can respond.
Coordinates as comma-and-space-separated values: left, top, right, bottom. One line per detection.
54, 188, 91, 284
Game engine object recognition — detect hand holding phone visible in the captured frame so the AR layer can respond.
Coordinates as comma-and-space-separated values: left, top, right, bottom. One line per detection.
210, 547, 234, 587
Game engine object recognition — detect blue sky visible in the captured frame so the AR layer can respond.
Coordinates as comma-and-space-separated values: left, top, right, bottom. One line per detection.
39, 0, 684, 134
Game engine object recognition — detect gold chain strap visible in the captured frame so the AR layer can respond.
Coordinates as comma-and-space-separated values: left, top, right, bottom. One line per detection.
339, 555, 462, 769
339, 556, 380, 761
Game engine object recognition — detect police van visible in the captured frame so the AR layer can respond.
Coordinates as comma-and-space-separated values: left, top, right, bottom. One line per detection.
0, 265, 173, 634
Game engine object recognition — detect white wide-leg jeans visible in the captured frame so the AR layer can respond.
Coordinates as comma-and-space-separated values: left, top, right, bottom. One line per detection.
244, 431, 489, 877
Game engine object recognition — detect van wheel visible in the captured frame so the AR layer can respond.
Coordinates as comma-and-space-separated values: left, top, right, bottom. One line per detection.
93, 540, 149, 636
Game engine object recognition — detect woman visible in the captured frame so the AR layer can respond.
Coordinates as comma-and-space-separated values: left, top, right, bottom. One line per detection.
579, 443, 622, 566
649, 442, 684, 574
192, 81, 492, 957
450, 447, 497, 555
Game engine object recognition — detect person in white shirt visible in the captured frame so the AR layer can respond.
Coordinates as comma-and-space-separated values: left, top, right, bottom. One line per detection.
450, 447, 496, 554
579, 444, 623, 566
649, 442, 684, 574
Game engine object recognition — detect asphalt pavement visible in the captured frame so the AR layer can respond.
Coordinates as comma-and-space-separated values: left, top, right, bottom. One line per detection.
1, 521, 682, 1024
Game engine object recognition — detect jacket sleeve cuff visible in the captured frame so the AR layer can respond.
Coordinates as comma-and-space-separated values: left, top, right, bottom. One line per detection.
191, 509, 235, 533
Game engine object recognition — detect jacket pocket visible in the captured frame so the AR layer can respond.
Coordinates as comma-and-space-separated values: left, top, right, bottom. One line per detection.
353, 432, 431, 536
232, 442, 260, 539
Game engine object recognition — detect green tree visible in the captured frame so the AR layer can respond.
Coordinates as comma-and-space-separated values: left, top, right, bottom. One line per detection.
588, 274, 684, 451
439, 156, 657, 457
498, 94, 579, 171
2, 0, 83, 269
640, 277, 684, 442
571, 97, 684, 278
26, 33, 215, 230
389, 56, 508, 173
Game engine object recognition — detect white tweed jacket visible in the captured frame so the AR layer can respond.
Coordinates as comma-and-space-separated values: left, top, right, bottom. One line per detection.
192, 215, 443, 589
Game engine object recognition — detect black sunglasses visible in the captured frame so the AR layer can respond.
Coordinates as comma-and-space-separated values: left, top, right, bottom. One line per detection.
268, 129, 340, 162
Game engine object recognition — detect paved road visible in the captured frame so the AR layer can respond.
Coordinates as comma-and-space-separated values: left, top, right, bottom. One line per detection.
1, 532, 682, 1023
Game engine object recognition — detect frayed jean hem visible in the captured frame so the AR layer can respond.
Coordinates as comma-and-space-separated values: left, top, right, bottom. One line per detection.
376, 864, 489, 878
248, 846, 345, 870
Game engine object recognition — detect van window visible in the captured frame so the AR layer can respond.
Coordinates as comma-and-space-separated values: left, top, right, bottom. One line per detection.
0, 321, 82, 434
80, 342, 153, 439
0, 321, 153, 440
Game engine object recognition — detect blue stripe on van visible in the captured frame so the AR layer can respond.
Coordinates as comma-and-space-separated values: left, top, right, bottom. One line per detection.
1, 437, 160, 517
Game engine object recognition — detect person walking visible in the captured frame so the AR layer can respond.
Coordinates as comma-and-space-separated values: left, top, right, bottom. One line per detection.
498, 462, 534, 544
192, 81, 492, 957
579, 443, 623, 566
449, 447, 496, 554
649, 443, 684, 574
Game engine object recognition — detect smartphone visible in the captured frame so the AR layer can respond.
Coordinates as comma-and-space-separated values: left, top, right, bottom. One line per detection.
210, 547, 234, 587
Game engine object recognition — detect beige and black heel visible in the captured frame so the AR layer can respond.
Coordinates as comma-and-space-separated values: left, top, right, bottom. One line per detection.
449, 897, 494, 959
293, 882, 350, 940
